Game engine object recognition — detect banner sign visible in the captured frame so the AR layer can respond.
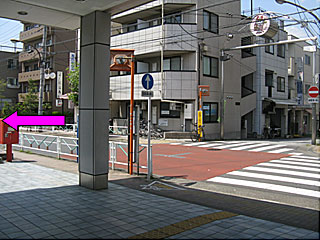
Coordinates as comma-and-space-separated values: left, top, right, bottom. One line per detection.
57, 71, 63, 98
69, 52, 76, 71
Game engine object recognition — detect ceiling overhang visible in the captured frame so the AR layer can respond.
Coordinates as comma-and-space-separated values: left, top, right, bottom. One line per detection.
0, 0, 153, 29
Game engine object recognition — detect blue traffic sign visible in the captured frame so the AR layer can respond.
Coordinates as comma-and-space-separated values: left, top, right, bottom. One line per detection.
142, 73, 154, 90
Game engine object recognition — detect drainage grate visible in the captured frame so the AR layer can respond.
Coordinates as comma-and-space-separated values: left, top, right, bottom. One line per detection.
207, 148, 221, 151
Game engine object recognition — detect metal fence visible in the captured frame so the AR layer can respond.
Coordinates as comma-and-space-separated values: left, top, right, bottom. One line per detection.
12, 132, 151, 175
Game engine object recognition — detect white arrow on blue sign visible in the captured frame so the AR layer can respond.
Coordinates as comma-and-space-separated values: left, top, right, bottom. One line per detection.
142, 73, 154, 90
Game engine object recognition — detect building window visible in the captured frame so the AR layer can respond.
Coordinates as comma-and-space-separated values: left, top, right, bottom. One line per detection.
6, 77, 19, 88
34, 63, 39, 70
241, 37, 254, 58
277, 44, 285, 58
265, 38, 274, 54
265, 70, 274, 87
7, 59, 18, 69
277, 77, 285, 92
203, 102, 218, 123
305, 84, 311, 94
305, 54, 311, 65
160, 102, 180, 118
163, 56, 181, 71
165, 13, 181, 24
25, 66, 31, 72
203, 10, 218, 34
203, 56, 218, 78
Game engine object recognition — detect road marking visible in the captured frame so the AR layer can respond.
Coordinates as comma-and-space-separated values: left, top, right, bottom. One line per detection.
155, 153, 191, 159
289, 153, 303, 155
207, 177, 320, 198
268, 148, 293, 153
183, 142, 208, 146
227, 171, 320, 187
280, 157, 320, 164
214, 142, 257, 149
198, 143, 223, 148
270, 159, 320, 167
258, 162, 320, 172
289, 155, 320, 160
244, 166, 320, 179
169, 142, 183, 145
140, 181, 185, 190
248, 145, 286, 152
129, 211, 238, 239
229, 143, 271, 150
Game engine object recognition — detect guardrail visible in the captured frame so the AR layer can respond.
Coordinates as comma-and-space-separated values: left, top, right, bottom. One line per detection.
12, 132, 150, 175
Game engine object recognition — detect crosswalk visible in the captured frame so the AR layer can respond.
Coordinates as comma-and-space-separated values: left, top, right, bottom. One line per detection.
207, 155, 320, 198
169, 140, 297, 154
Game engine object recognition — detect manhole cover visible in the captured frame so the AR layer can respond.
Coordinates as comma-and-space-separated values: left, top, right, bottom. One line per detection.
207, 148, 221, 151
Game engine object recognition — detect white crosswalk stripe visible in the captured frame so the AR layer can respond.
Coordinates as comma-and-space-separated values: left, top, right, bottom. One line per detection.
207, 156, 320, 198
248, 144, 286, 152
268, 148, 293, 153
169, 140, 304, 155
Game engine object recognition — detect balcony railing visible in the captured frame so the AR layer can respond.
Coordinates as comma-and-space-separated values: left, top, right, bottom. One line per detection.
19, 48, 42, 62
18, 70, 40, 82
18, 92, 52, 102
19, 26, 44, 42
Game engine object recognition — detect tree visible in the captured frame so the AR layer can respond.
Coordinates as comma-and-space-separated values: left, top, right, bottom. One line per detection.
1, 80, 51, 118
66, 64, 79, 106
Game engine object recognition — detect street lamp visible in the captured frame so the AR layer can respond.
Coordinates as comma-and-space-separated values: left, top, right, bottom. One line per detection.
11, 39, 46, 116
275, 0, 319, 144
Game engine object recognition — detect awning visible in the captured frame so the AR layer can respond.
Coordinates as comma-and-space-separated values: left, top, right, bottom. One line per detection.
264, 98, 297, 106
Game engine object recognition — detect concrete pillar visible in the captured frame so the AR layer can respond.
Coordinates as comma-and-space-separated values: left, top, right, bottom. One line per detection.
284, 108, 288, 137
79, 11, 110, 190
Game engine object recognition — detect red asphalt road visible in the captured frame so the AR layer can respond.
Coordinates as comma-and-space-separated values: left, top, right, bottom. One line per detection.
111, 144, 290, 181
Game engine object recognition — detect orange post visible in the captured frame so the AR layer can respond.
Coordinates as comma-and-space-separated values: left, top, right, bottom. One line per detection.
129, 55, 134, 175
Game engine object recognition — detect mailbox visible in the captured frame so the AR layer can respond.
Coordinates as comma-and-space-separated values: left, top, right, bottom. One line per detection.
0, 119, 19, 144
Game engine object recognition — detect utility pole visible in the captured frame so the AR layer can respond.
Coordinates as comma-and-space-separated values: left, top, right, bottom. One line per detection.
38, 25, 47, 116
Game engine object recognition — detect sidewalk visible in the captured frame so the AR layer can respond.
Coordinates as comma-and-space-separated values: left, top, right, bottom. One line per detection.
0, 151, 318, 239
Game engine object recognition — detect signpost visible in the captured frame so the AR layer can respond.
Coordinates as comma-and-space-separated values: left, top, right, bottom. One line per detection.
308, 86, 319, 98
142, 73, 154, 180
308, 85, 319, 144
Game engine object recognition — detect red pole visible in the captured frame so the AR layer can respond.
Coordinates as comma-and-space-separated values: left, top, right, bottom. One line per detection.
129, 55, 135, 175
6, 144, 12, 162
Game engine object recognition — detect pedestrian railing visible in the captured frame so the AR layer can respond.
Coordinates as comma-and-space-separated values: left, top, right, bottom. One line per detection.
13, 132, 151, 175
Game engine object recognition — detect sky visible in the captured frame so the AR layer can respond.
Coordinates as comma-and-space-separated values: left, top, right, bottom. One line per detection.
0, 0, 319, 52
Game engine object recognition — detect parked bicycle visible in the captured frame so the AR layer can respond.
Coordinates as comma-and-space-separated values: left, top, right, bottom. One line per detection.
139, 120, 164, 139
190, 123, 205, 142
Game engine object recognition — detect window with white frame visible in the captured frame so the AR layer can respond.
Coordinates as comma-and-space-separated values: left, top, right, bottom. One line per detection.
6, 77, 19, 88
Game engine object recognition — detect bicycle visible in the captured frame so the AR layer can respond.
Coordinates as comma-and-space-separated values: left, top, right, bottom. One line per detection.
190, 124, 205, 142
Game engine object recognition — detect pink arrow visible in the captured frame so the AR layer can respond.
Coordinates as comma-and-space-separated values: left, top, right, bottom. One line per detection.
3, 111, 65, 130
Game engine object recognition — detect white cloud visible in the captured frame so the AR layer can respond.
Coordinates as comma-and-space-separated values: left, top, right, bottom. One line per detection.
285, 25, 310, 38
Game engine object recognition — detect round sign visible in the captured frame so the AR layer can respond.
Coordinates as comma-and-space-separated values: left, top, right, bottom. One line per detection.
49, 72, 56, 79
250, 14, 271, 36
142, 73, 154, 90
308, 86, 319, 98
45, 74, 50, 79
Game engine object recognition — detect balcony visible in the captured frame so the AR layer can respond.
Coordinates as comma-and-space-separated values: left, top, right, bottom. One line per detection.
19, 26, 44, 42
110, 71, 197, 100
19, 48, 42, 62
18, 92, 52, 103
18, 70, 40, 82
111, 24, 197, 55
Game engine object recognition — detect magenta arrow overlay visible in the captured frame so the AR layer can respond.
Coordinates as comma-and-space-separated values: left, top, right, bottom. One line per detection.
3, 111, 65, 130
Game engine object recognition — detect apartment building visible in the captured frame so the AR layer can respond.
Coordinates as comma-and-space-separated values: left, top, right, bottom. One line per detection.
109, 0, 254, 139
17, 22, 76, 118
0, 51, 20, 110
287, 35, 319, 136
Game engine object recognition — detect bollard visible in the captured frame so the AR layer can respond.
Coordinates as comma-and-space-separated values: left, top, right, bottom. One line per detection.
6, 144, 12, 162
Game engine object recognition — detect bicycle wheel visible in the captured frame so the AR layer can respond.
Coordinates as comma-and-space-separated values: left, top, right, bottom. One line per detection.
190, 131, 198, 142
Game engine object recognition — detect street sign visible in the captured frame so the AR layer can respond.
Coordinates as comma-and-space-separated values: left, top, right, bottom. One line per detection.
141, 90, 154, 97
198, 85, 210, 96
308, 98, 319, 104
142, 73, 154, 90
308, 86, 319, 98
